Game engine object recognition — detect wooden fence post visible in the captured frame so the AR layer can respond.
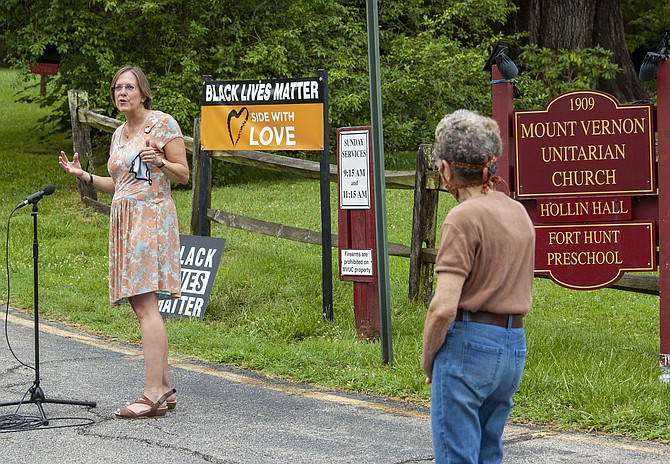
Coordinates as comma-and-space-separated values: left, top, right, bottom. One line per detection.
67, 89, 97, 202
190, 117, 201, 235
408, 144, 439, 304
190, 117, 211, 236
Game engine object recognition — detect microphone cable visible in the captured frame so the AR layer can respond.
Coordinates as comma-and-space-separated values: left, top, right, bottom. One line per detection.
0, 385, 95, 432
3, 204, 34, 371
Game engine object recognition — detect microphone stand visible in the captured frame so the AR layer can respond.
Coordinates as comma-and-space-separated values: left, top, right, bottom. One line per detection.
0, 201, 96, 425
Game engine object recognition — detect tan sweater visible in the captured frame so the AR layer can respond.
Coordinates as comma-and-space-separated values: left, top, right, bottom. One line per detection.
435, 191, 535, 315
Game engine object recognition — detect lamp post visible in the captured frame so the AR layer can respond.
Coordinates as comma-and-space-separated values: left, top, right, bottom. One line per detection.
640, 35, 670, 382
486, 40, 518, 186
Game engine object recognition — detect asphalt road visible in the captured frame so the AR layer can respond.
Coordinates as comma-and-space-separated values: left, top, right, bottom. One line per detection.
1, 307, 670, 463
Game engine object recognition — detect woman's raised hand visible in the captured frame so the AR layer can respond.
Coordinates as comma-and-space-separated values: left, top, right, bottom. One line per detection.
59, 151, 85, 178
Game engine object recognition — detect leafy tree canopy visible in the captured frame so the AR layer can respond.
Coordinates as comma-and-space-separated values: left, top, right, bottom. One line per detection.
621, 0, 670, 54
0, 0, 656, 151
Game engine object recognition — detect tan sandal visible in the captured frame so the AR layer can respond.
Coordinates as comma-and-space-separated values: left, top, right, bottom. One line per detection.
123, 388, 177, 410
124, 388, 177, 411
165, 388, 177, 410
115, 394, 168, 419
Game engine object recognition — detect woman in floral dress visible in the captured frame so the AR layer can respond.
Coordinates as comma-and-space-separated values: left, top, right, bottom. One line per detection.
59, 66, 189, 419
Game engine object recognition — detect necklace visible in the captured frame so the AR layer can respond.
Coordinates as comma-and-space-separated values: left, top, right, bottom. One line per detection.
123, 111, 152, 139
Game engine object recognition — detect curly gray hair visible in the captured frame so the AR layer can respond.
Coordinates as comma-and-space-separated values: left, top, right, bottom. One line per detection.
433, 109, 501, 183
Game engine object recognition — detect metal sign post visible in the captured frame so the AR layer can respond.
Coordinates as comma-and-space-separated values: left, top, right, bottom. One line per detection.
365, 0, 393, 365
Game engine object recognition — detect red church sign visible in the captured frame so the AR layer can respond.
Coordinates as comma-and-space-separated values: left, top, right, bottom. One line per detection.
511, 90, 657, 291
534, 222, 655, 290
489, 58, 670, 377
514, 90, 655, 198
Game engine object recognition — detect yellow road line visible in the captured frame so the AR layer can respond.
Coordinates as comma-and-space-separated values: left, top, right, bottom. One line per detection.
552, 432, 670, 456
6, 313, 428, 419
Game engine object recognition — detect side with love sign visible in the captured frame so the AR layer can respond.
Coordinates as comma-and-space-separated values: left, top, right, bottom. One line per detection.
200, 77, 325, 151
197, 72, 335, 322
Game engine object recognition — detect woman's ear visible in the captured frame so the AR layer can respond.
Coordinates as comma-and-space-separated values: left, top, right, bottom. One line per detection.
438, 159, 451, 185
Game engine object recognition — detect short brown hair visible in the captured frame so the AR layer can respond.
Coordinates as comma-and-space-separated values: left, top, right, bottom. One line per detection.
110, 66, 152, 110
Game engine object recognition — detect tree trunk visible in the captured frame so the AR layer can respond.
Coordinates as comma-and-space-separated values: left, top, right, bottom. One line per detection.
593, 0, 649, 101
506, 0, 650, 102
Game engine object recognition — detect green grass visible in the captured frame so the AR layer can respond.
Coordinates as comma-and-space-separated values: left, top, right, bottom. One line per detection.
1, 68, 669, 441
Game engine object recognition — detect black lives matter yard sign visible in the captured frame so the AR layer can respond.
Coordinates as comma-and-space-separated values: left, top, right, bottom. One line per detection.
159, 235, 226, 319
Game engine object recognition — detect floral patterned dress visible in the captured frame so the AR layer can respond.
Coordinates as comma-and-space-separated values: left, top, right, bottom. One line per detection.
107, 110, 182, 305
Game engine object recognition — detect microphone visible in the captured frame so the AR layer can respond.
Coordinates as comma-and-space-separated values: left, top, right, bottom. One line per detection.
17, 185, 56, 208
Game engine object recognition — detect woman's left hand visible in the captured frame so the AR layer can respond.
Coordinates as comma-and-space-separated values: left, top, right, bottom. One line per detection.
139, 140, 164, 167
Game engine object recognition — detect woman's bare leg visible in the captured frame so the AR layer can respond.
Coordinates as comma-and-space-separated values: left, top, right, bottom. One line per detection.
116, 292, 171, 414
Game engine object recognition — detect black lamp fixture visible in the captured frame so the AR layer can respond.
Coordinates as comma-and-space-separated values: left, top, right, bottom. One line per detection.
639, 34, 670, 82
484, 39, 519, 80
484, 39, 521, 98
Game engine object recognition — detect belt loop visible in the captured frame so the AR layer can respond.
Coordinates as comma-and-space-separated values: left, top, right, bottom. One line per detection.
462, 310, 470, 323
506, 315, 513, 329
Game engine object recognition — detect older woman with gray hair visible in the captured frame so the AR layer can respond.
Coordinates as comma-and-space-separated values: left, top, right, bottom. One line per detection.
421, 109, 535, 463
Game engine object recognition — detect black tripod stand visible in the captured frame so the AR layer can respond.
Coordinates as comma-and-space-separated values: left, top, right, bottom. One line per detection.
1, 200, 96, 425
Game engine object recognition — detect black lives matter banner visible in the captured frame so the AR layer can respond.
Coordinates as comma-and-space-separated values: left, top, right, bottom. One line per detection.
159, 235, 226, 319
200, 77, 325, 151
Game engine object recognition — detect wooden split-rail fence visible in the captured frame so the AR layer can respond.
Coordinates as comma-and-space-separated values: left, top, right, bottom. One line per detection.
68, 89, 659, 303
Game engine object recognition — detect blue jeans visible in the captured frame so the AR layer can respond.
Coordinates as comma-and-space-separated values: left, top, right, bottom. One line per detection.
431, 314, 527, 464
